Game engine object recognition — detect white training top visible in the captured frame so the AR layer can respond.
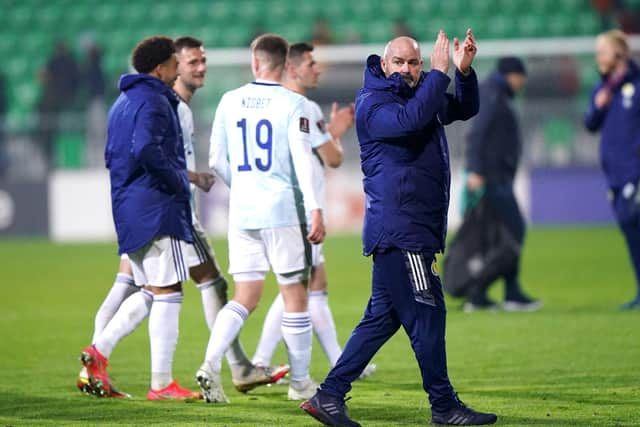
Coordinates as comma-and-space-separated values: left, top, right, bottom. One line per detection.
209, 80, 321, 229
306, 98, 332, 213
177, 100, 198, 218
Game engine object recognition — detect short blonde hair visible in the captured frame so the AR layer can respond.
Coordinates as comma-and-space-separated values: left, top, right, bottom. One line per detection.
597, 29, 630, 57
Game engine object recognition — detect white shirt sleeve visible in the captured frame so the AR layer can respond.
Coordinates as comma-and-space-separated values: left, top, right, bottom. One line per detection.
208, 96, 231, 187
309, 100, 332, 149
289, 99, 321, 212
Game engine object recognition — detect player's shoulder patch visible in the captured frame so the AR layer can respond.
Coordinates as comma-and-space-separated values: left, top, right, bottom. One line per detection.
300, 117, 310, 133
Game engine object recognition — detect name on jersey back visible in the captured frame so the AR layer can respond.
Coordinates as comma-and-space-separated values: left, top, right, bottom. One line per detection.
242, 97, 271, 109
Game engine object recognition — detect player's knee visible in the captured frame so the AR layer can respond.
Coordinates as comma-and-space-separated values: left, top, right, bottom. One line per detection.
144, 283, 183, 294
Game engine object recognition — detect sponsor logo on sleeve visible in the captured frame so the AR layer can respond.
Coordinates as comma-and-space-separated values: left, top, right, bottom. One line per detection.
300, 117, 310, 133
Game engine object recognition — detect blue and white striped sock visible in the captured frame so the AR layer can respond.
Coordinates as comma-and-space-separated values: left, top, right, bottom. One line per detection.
94, 289, 153, 358
204, 300, 249, 372
282, 311, 312, 382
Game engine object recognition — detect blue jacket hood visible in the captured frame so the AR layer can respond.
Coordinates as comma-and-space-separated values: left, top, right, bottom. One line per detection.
118, 73, 178, 104
364, 54, 424, 98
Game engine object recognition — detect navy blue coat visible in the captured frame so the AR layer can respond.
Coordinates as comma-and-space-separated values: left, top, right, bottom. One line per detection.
105, 74, 192, 254
356, 55, 479, 256
466, 72, 521, 184
585, 60, 640, 189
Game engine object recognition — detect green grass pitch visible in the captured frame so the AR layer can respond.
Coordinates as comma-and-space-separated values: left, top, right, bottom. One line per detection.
0, 227, 639, 426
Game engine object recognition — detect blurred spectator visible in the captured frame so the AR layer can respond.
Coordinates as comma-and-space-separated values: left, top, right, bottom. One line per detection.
393, 18, 415, 39
0, 71, 7, 179
462, 57, 541, 312
585, 30, 640, 309
81, 41, 106, 167
311, 17, 334, 45
35, 40, 80, 170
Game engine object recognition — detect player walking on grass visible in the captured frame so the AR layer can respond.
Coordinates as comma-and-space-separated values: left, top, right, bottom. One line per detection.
301, 31, 497, 426
79, 35, 196, 400
251, 42, 375, 380
585, 30, 640, 310
78, 36, 284, 401
196, 33, 325, 403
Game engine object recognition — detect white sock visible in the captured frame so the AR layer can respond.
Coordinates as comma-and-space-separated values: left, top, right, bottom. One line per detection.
149, 292, 183, 391
309, 290, 342, 367
204, 301, 248, 372
94, 289, 153, 358
197, 277, 250, 368
252, 293, 284, 367
196, 277, 225, 330
281, 312, 312, 382
92, 273, 137, 343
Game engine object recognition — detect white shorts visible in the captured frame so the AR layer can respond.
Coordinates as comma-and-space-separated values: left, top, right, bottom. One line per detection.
128, 236, 189, 287
184, 218, 215, 268
311, 243, 325, 267
228, 225, 310, 284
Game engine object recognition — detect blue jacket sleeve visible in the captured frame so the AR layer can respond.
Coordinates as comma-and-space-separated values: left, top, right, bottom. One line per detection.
439, 68, 479, 125
132, 101, 187, 195
584, 84, 608, 132
365, 70, 451, 139
465, 91, 497, 176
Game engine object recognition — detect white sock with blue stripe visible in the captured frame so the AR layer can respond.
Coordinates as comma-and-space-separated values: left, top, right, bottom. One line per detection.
149, 291, 183, 390
204, 300, 249, 373
92, 273, 138, 343
94, 289, 153, 358
197, 277, 251, 370
282, 311, 312, 383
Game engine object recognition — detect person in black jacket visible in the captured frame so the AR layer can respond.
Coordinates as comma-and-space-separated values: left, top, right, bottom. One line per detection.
464, 56, 541, 312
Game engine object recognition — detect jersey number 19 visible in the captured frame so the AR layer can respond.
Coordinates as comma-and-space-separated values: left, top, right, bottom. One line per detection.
237, 118, 273, 172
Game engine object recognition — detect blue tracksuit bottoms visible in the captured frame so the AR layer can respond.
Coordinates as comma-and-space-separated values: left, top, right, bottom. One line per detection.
320, 248, 457, 412
611, 185, 640, 299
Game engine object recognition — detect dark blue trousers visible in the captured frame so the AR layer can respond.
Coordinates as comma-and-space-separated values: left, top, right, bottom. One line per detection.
612, 186, 640, 299
320, 248, 457, 413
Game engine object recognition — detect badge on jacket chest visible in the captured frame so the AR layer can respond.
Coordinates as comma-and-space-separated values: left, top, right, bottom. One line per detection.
622, 83, 635, 109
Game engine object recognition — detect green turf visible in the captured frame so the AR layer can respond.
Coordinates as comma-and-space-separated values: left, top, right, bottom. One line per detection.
1, 227, 639, 426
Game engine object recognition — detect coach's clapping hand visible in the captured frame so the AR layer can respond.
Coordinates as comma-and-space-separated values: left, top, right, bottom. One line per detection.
431, 30, 450, 75
453, 28, 477, 75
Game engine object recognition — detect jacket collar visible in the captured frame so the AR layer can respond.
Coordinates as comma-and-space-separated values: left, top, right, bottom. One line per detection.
118, 73, 180, 108
600, 59, 640, 89
363, 54, 424, 98
490, 72, 514, 98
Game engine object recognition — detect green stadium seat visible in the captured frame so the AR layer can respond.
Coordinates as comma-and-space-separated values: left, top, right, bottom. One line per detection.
547, 15, 576, 37
485, 16, 518, 39
575, 12, 600, 35
517, 15, 545, 39
206, 1, 234, 23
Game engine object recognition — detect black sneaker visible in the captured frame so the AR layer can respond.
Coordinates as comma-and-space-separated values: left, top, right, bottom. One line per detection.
619, 297, 640, 310
463, 297, 499, 313
431, 400, 497, 426
301, 390, 361, 427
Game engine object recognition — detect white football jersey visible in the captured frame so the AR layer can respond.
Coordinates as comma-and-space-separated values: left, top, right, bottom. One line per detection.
209, 80, 320, 229
177, 100, 198, 216
306, 99, 332, 213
